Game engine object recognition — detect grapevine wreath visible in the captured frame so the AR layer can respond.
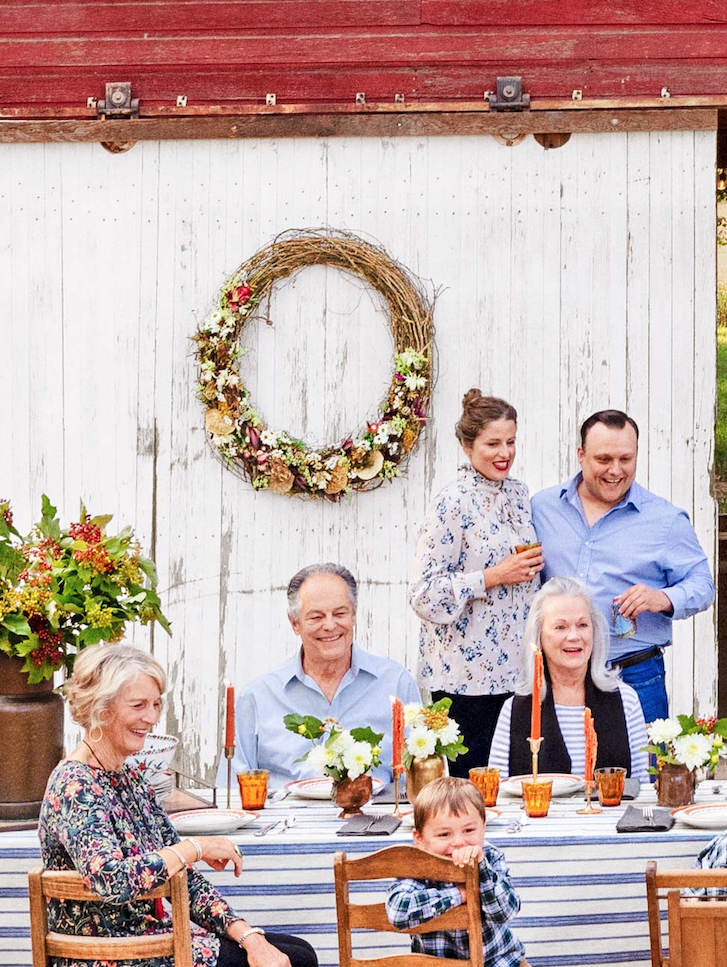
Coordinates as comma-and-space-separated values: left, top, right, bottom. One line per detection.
193, 230, 434, 499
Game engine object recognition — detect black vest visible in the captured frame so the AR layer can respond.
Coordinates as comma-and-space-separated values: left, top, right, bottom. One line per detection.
508, 667, 632, 777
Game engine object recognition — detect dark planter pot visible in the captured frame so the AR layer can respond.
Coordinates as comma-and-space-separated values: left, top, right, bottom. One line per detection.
0, 654, 64, 820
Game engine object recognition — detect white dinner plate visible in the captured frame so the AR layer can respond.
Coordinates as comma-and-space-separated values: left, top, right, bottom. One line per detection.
171, 809, 257, 835
285, 776, 385, 800
398, 806, 503, 826
672, 803, 727, 830
500, 774, 584, 797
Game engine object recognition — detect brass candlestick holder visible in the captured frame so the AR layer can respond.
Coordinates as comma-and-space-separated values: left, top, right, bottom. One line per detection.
225, 746, 234, 808
392, 764, 404, 817
527, 736, 543, 781
577, 779, 602, 815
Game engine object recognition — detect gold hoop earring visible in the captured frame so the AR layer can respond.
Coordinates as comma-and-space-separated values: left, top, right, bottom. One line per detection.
89, 725, 103, 743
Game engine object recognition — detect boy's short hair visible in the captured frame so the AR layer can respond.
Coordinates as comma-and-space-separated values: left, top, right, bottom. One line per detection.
413, 776, 487, 831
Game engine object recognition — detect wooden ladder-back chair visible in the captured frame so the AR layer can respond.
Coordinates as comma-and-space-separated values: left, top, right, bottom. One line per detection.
334, 845, 484, 967
645, 860, 727, 967
28, 867, 193, 967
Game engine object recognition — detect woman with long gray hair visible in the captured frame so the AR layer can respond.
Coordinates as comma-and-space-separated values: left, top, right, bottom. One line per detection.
488, 577, 648, 780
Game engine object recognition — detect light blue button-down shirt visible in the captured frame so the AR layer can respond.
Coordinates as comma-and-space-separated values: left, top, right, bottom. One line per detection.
531, 474, 714, 661
216, 643, 421, 788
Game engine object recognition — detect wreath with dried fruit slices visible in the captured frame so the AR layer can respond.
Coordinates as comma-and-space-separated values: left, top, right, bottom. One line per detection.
193, 229, 434, 499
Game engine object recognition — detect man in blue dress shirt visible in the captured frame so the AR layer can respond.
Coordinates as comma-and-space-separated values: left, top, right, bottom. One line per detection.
218, 563, 420, 787
532, 410, 714, 723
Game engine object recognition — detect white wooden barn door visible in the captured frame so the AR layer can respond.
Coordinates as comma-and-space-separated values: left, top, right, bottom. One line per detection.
0, 130, 716, 778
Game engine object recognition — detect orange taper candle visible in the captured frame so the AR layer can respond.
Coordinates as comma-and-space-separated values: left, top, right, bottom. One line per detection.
391, 697, 404, 772
225, 682, 235, 748
584, 707, 597, 782
530, 648, 543, 740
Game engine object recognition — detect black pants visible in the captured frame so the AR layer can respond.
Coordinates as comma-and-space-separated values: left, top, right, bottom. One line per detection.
431, 691, 512, 779
217, 933, 318, 967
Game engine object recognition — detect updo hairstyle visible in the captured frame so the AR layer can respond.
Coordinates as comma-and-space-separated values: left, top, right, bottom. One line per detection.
454, 389, 517, 449
65, 644, 166, 733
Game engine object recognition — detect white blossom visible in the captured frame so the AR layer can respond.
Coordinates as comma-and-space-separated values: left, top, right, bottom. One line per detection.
307, 744, 332, 775
647, 718, 682, 745
404, 703, 424, 727
435, 720, 460, 746
406, 726, 437, 759
404, 374, 427, 392
342, 741, 373, 780
260, 429, 278, 447
328, 730, 355, 756
672, 733, 713, 770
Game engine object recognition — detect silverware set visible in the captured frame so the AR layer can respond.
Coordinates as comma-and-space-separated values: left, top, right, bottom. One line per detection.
642, 805, 655, 827
254, 814, 297, 837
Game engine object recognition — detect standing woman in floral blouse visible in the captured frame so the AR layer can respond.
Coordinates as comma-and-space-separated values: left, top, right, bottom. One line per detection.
39, 644, 317, 967
411, 390, 543, 776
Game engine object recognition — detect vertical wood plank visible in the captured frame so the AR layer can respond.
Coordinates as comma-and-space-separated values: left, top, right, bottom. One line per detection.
692, 129, 718, 716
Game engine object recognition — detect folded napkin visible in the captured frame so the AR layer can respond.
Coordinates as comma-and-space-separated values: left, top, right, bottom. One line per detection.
622, 778, 641, 800
616, 805, 674, 833
336, 814, 402, 836
375, 782, 410, 805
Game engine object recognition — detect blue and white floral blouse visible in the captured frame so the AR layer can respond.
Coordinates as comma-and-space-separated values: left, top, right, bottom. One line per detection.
411, 464, 539, 696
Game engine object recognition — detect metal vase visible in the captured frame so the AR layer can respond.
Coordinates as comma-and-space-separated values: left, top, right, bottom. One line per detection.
333, 774, 373, 818
405, 754, 446, 803
655, 762, 697, 808
0, 655, 64, 820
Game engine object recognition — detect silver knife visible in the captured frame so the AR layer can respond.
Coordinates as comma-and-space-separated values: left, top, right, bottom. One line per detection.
254, 819, 282, 837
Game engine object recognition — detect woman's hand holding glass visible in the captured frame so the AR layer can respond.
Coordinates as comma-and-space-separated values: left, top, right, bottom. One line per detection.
485, 546, 544, 588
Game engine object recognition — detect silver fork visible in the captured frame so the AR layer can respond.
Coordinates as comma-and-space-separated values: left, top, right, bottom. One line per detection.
643, 805, 655, 827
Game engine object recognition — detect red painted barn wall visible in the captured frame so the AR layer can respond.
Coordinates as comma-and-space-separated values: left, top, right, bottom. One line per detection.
2, 1, 727, 114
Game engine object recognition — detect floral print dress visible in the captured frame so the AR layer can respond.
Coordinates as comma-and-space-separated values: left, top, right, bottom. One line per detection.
39, 760, 238, 967
411, 464, 539, 695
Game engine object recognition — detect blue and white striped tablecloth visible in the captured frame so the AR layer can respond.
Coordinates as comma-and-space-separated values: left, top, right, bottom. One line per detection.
1, 782, 723, 967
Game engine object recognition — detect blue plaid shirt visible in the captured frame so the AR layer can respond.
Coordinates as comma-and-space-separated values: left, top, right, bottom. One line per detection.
385, 845, 524, 967
689, 831, 727, 897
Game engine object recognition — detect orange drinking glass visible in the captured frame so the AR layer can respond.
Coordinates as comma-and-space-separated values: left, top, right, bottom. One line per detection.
595, 767, 626, 807
521, 779, 553, 818
237, 770, 269, 809
515, 541, 542, 554
469, 767, 500, 807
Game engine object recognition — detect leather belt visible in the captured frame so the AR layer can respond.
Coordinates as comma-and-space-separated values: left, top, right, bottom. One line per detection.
610, 645, 662, 670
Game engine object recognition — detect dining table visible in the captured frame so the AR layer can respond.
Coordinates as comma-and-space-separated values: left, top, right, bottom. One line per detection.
1, 778, 725, 967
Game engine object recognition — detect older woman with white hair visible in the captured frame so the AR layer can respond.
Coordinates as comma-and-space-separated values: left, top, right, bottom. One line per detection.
39, 644, 317, 967
488, 577, 648, 780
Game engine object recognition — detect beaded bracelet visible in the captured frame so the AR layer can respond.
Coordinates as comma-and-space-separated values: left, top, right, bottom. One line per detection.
237, 927, 266, 948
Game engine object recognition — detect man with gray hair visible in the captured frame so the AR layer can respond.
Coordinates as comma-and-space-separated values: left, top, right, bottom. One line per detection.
219, 563, 420, 787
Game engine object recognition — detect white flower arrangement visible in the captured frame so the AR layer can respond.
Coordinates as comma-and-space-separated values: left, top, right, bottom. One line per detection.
402, 698, 468, 769
645, 715, 727, 773
284, 714, 383, 782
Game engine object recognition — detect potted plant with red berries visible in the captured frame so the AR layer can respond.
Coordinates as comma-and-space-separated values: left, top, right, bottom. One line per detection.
0, 495, 171, 819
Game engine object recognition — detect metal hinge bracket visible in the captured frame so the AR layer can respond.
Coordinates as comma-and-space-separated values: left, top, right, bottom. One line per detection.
486, 76, 530, 112
96, 82, 139, 119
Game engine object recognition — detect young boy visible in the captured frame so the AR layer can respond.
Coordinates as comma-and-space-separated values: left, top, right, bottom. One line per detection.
385, 777, 526, 967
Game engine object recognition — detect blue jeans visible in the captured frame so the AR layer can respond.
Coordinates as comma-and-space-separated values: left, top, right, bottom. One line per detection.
614, 650, 669, 724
